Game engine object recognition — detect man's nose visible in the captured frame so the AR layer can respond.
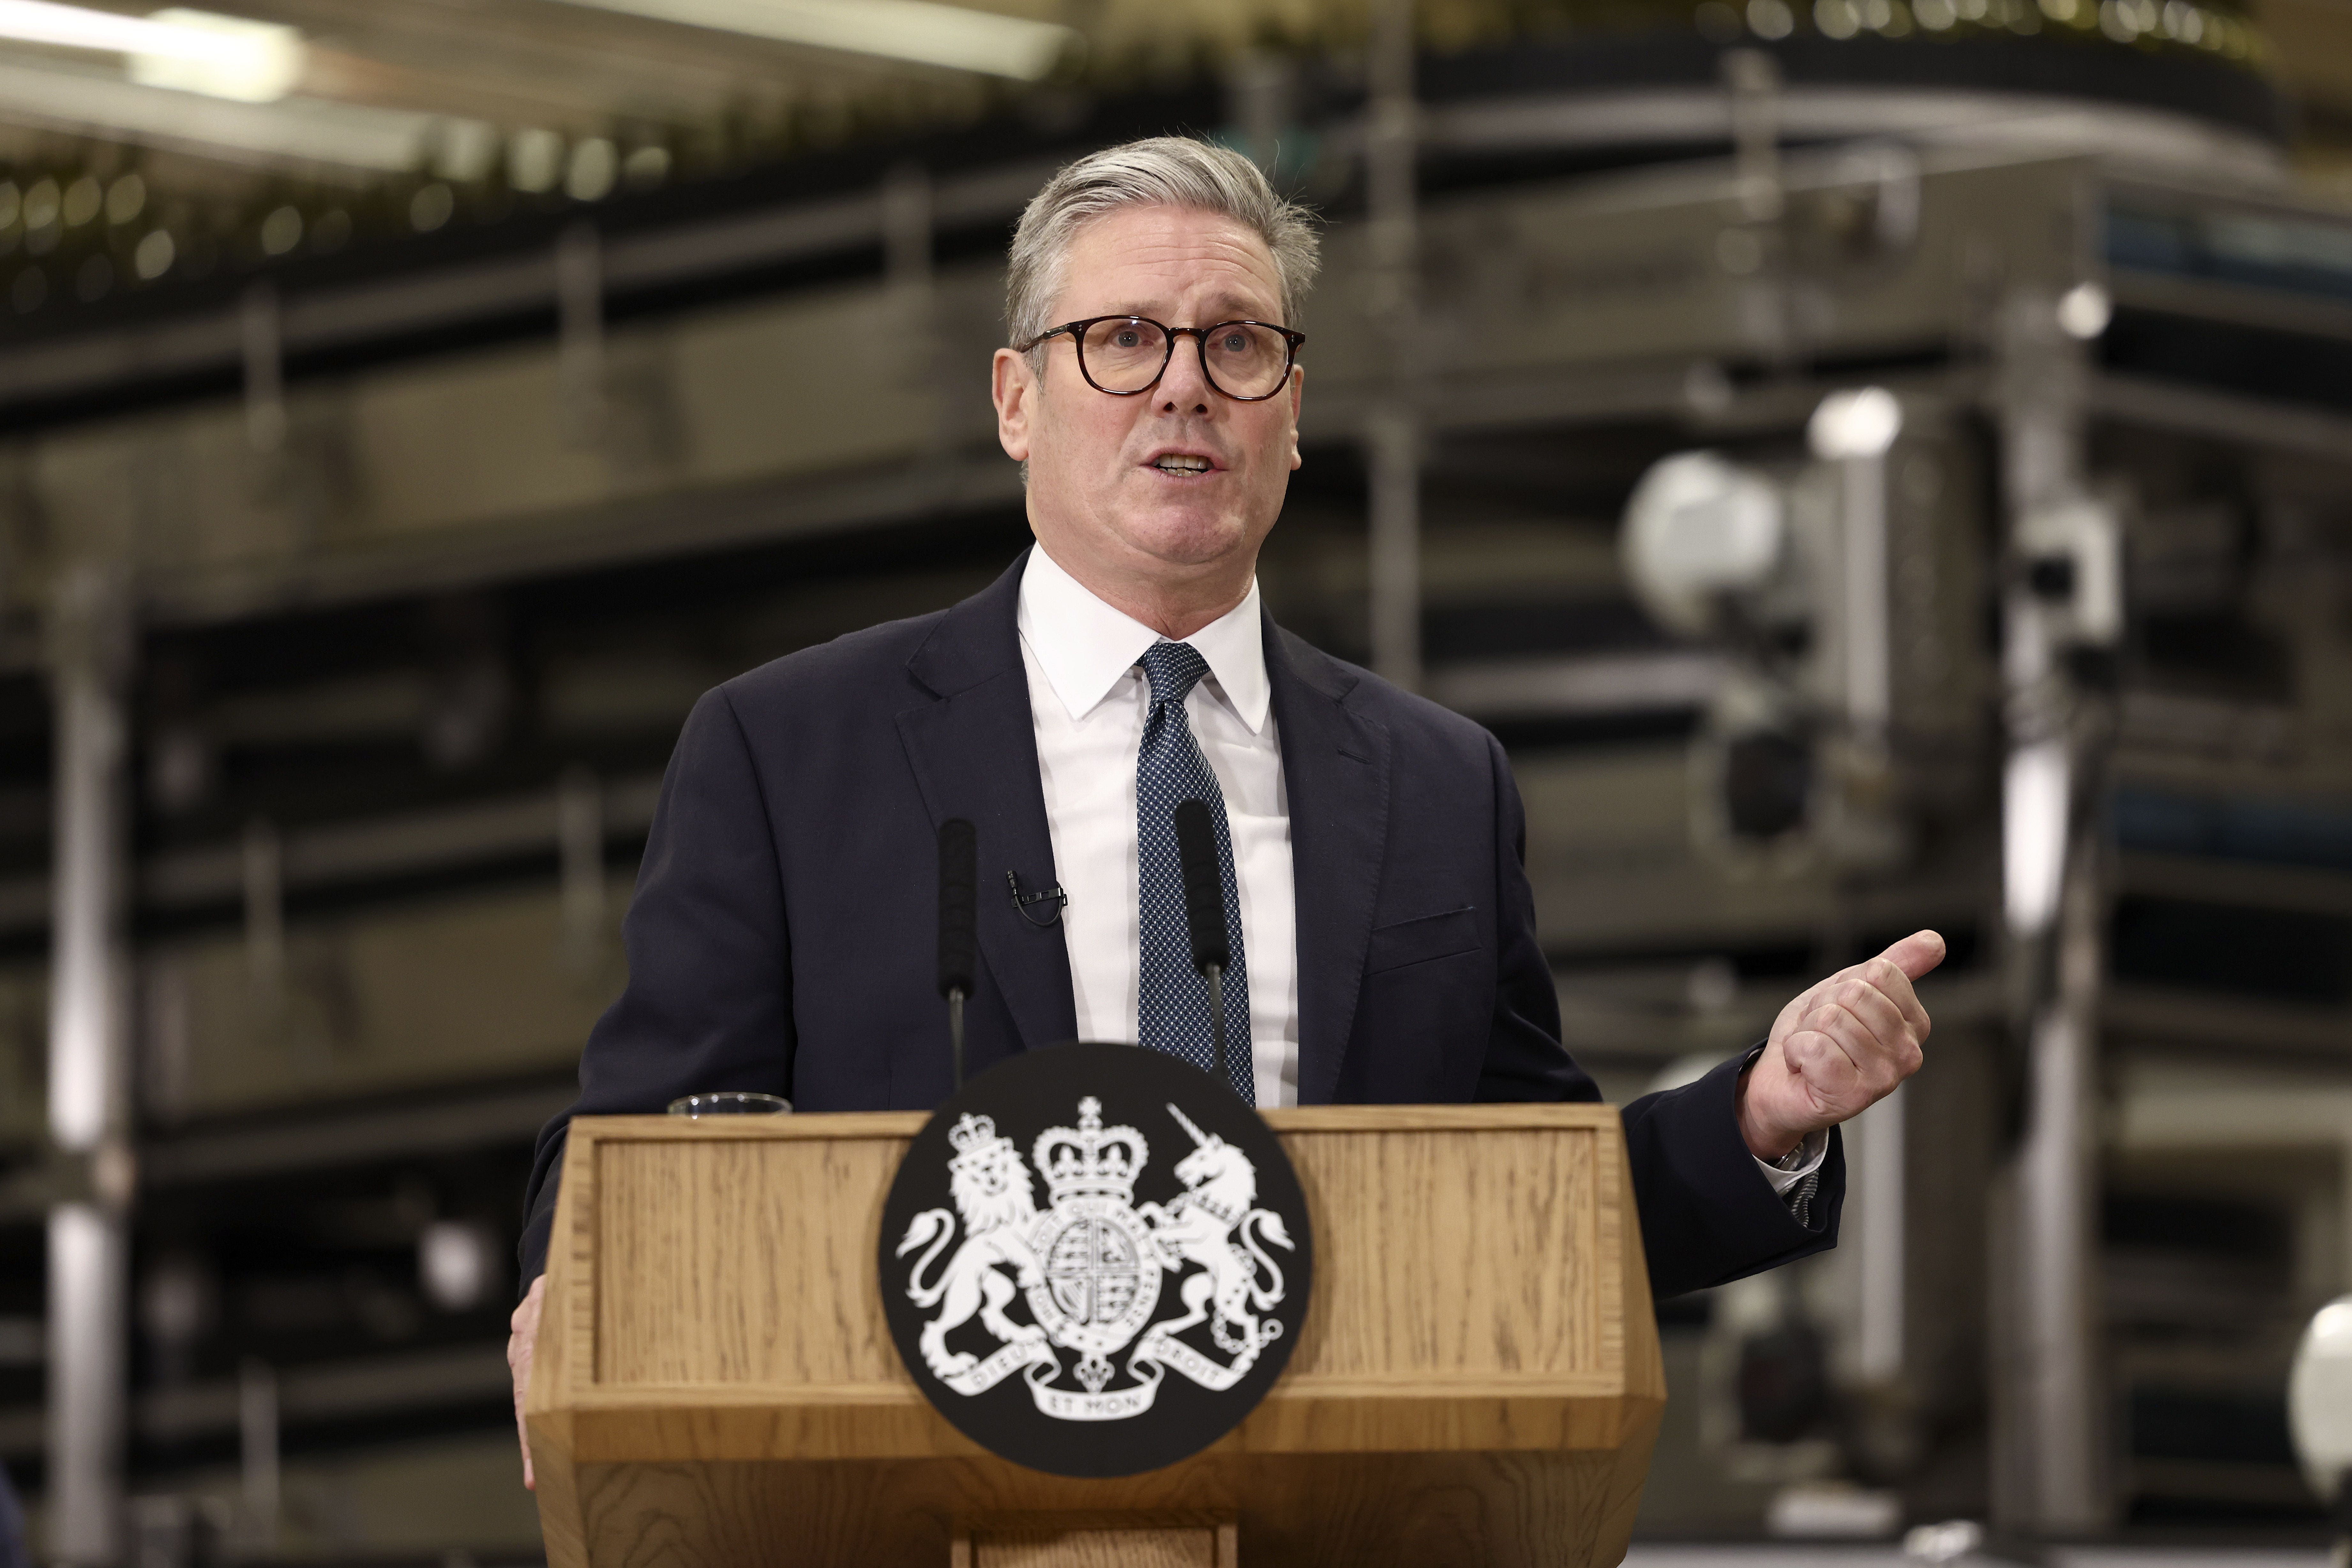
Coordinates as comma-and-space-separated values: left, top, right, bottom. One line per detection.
1157, 335, 1214, 413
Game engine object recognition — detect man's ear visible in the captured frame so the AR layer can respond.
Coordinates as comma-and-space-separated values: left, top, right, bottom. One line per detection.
993, 347, 1034, 462
1287, 363, 1305, 471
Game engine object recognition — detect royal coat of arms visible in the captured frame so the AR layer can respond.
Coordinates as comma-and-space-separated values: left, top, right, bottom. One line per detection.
894, 1094, 1297, 1422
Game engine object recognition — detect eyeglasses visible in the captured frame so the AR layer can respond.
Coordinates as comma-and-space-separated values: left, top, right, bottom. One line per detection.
1016, 315, 1306, 402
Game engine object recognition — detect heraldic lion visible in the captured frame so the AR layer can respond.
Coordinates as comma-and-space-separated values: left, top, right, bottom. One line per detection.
897, 1114, 1046, 1379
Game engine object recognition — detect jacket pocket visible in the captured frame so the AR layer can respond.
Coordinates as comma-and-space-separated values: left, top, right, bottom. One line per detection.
1364, 906, 1480, 974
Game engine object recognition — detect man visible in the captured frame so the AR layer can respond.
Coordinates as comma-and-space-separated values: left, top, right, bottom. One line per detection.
506, 138, 1939, 1483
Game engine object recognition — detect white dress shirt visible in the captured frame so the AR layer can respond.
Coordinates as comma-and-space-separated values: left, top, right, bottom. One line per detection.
1014, 547, 1827, 1194
1017, 545, 1299, 1107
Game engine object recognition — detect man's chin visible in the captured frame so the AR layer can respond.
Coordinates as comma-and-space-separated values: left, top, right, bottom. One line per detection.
1111, 509, 1253, 571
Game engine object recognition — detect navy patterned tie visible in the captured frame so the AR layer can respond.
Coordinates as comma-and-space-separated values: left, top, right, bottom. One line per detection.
1135, 641, 1252, 1103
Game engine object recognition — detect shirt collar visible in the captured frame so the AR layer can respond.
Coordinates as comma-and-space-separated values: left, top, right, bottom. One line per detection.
1018, 545, 1270, 733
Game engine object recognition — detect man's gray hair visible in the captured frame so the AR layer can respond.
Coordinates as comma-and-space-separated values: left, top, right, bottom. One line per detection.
1005, 136, 1320, 356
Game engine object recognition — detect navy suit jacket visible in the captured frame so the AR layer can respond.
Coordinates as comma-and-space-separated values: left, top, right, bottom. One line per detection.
520, 550, 1842, 1298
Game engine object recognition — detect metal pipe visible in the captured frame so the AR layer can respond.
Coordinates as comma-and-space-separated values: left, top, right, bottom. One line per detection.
1854, 1084, 1907, 1384
1722, 48, 1784, 224
1840, 449, 1892, 747
880, 161, 946, 453
1990, 282, 2110, 1536
2014, 955, 2102, 1527
1364, 0, 1421, 693
1366, 406, 1420, 691
1226, 51, 1293, 174
47, 1204, 126, 1563
238, 1358, 280, 1549
49, 574, 125, 1156
1807, 386, 1902, 753
45, 566, 132, 1564
1719, 49, 1789, 364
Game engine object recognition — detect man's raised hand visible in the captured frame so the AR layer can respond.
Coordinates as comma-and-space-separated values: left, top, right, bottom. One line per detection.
1736, 930, 1945, 1162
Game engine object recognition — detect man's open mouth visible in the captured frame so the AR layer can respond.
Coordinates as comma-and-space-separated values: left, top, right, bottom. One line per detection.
1151, 454, 1214, 474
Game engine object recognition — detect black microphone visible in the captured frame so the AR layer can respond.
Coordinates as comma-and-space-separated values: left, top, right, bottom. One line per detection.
1172, 799, 1236, 1098
937, 818, 976, 1091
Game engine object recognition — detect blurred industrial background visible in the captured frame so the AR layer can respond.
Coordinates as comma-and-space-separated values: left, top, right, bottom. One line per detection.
2, 0, 2351, 1559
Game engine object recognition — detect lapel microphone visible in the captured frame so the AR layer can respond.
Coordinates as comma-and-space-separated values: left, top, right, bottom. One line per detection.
936, 818, 977, 1092
1172, 799, 1235, 1098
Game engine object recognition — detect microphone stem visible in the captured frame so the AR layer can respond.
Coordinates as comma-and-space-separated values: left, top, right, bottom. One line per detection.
1204, 962, 1229, 1097
948, 987, 966, 1092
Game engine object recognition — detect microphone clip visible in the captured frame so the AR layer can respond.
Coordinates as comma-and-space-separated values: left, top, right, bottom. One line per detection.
1006, 870, 1067, 928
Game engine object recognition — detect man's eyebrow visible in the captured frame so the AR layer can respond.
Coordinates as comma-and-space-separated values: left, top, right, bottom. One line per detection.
1100, 296, 1278, 322
1202, 296, 1273, 320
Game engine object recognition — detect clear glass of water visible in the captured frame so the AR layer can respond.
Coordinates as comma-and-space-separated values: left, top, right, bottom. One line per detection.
666, 1091, 792, 1117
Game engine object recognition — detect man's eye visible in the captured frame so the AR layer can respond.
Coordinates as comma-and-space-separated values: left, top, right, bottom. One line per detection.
1216, 332, 1249, 353
1112, 330, 1142, 348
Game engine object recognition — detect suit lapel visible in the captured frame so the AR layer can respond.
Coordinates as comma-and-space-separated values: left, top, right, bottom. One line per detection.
1265, 618, 1391, 1105
895, 551, 1079, 1052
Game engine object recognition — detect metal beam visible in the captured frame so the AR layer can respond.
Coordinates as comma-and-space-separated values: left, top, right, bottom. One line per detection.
2115, 850, 2352, 918
0, 158, 1060, 416
1419, 86, 2283, 183
2090, 373, 2352, 467
0, 1344, 511, 1461
0, 1079, 578, 1222
140, 774, 662, 914
134, 444, 1025, 631
139, 1080, 575, 1188
1420, 651, 1726, 721
2104, 987, 2352, 1057
2, 772, 666, 947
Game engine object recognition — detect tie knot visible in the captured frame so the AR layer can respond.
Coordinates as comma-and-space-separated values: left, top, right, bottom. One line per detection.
1138, 641, 1210, 709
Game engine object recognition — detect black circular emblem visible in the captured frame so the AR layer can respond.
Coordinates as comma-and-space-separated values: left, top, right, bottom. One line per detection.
878, 1042, 1312, 1477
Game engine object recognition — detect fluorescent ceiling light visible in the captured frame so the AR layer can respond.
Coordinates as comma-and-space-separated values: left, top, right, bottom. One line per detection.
0, 56, 489, 175
0, 0, 304, 101
129, 6, 303, 102
550, 0, 1078, 80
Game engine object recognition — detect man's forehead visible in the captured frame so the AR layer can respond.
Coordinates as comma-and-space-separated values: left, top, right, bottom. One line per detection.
1057, 205, 1281, 315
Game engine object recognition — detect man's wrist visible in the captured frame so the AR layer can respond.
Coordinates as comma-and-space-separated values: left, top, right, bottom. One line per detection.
1734, 1062, 1805, 1163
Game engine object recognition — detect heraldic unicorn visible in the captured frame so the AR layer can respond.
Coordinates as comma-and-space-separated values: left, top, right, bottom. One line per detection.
894, 1095, 1296, 1422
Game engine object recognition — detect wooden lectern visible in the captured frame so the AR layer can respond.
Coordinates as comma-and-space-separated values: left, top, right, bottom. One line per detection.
526, 1105, 1665, 1566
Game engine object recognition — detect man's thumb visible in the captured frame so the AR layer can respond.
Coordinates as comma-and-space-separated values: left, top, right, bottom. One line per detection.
1883, 929, 1947, 982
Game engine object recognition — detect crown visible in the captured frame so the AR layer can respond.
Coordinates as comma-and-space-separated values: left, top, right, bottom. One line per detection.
1032, 1097, 1148, 1205
947, 1113, 1017, 1176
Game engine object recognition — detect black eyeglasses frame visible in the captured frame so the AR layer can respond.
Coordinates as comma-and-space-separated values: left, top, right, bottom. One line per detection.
1015, 315, 1307, 402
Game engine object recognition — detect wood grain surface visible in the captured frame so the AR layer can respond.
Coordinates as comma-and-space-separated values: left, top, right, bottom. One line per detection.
528, 1104, 1664, 1567
1281, 1127, 1598, 1378
952, 1513, 1234, 1568
970, 1528, 1214, 1567
597, 1135, 905, 1385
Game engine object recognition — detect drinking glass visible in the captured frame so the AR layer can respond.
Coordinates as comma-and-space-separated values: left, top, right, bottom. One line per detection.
667, 1091, 792, 1117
